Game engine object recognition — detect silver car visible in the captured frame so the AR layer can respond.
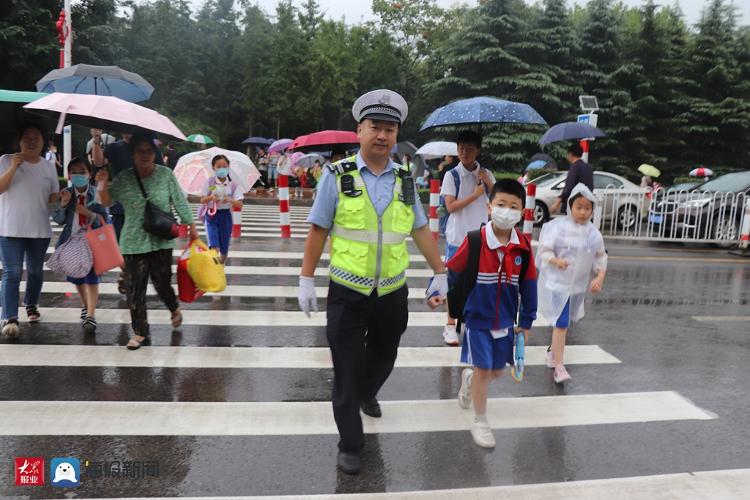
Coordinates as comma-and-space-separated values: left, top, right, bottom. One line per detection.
528, 171, 649, 228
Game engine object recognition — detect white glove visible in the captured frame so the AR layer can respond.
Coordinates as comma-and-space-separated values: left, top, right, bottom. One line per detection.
298, 276, 318, 317
426, 273, 449, 299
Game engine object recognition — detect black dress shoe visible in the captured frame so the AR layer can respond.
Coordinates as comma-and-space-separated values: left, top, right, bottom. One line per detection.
360, 398, 382, 418
337, 451, 361, 475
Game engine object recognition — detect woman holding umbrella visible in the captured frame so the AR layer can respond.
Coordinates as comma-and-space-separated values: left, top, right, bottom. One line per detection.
0, 123, 60, 338
97, 132, 198, 350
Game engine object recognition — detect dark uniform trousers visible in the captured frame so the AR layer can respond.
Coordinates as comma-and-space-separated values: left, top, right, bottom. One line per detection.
326, 281, 409, 452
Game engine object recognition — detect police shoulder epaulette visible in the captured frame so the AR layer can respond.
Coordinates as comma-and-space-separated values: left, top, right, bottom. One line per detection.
327, 161, 358, 175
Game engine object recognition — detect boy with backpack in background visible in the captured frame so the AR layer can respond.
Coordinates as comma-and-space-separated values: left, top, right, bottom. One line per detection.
441, 179, 538, 448
438, 131, 495, 345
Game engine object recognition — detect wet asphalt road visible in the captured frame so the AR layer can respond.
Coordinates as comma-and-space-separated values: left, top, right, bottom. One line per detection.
0, 206, 749, 498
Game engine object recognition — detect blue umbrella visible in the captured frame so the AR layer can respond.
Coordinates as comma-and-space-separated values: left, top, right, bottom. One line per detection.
419, 96, 547, 132
242, 137, 275, 146
36, 64, 154, 103
526, 160, 547, 171
539, 122, 605, 145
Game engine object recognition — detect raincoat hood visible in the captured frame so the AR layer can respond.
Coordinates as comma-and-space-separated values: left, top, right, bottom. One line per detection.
567, 183, 597, 212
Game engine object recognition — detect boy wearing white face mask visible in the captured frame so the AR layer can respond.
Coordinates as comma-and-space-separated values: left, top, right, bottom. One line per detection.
444, 180, 538, 448
440, 131, 495, 345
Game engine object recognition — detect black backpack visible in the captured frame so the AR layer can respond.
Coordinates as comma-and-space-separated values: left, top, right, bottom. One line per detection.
447, 228, 530, 333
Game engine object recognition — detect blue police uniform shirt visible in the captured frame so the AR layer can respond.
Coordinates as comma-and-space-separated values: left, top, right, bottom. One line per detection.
307, 152, 428, 230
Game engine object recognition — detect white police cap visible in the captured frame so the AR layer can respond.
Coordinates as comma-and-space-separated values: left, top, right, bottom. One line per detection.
352, 89, 408, 125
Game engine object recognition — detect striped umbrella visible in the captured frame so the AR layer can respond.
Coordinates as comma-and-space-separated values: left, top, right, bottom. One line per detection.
187, 134, 214, 145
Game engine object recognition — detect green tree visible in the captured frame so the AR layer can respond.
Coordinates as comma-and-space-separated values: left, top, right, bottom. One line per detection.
0, 0, 58, 90
683, 0, 750, 169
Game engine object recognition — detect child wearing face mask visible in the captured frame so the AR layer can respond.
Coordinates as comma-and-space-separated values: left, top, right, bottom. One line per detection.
536, 183, 607, 384
53, 157, 109, 333
198, 155, 244, 263
443, 179, 538, 449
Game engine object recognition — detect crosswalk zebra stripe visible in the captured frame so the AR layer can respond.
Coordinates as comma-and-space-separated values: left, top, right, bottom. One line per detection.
0, 391, 714, 436
76, 468, 750, 500
28, 282, 432, 299
42, 249, 432, 262
8, 264, 436, 277
0, 344, 618, 368
20, 307, 545, 327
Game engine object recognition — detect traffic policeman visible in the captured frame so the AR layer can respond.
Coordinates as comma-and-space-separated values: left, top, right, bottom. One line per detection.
298, 89, 448, 475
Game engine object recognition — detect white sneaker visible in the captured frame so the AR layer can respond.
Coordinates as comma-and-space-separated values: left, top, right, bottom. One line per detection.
458, 368, 473, 409
546, 350, 556, 369
554, 364, 572, 384
470, 416, 496, 448
443, 324, 459, 346
1, 319, 20, 338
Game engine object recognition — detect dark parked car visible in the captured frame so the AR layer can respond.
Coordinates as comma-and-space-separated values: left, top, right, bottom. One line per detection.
669, 172, 750, 246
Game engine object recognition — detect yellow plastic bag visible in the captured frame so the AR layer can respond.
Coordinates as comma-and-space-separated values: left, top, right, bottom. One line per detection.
186, 239, 226, 293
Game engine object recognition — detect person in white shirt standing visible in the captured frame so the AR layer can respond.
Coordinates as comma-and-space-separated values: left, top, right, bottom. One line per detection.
439, 131, 495, 345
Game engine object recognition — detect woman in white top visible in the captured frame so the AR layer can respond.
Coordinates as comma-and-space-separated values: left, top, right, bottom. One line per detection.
0, 123, 60, 338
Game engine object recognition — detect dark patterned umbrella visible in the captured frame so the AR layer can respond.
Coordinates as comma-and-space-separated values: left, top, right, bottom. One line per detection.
420, 96, 547, 132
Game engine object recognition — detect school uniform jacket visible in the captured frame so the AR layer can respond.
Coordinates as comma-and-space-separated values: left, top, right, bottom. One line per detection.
446, 226, 538, 331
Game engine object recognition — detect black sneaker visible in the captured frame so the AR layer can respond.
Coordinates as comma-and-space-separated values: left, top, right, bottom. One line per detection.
337, 451, 361, 475
1, 319, 20, 338
360, 398, 382, 418
80, 308, 88, 326
82, 317, 97, 334
25, 305, 40, 323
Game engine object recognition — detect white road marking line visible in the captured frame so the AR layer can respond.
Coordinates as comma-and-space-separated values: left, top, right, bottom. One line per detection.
19, 307, 552, 327
18, 308, 552, 327
28, 282, 437, 299
0, 391, 714, 436
10, 264, 432, 277
0, 344, 616, 368
78, 469, 750, 500
692, 316, 750, 322
43, 249, 431, 262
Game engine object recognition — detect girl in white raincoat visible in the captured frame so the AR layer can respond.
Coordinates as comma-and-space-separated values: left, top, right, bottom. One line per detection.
536, 183, 607, 383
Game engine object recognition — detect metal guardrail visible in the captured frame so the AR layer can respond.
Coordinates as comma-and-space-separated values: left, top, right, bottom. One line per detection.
592, 186, 750, 246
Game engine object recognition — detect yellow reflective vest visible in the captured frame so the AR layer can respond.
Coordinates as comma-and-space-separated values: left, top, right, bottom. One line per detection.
329, 156, 415, 296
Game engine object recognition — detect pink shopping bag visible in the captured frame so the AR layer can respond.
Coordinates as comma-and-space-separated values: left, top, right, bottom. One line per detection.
85, 216, 124, 275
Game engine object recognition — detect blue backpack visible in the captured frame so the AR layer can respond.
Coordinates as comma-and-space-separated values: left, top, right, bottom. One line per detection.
438, 168, 461, 235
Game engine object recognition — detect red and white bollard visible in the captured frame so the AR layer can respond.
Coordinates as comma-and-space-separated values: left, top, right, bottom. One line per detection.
580, 139, 590, 163
523, 182, 536, 240
278, 174, 291, 239
429, 179, 440, 240
231, 205, 242, 239
739, 199, 750, 249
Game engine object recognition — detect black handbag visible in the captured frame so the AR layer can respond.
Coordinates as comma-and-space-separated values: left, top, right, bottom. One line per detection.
133, 167, 179, 240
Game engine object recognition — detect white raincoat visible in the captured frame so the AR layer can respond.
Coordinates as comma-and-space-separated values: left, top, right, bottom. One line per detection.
536, 183, 607, 325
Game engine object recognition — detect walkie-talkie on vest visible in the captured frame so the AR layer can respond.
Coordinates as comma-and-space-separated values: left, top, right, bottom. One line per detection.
340, 174, 362, 197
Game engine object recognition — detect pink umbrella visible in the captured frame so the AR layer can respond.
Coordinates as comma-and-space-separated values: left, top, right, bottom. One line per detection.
268, 138, 293, 153
23, 92, 185, 140
174, 147, 260, 195
290, 130, 359, 151
689, 167, 714, 178
289, 152, 304, 167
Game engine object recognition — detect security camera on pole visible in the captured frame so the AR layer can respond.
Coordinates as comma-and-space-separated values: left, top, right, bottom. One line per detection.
577, 95, 599, 163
